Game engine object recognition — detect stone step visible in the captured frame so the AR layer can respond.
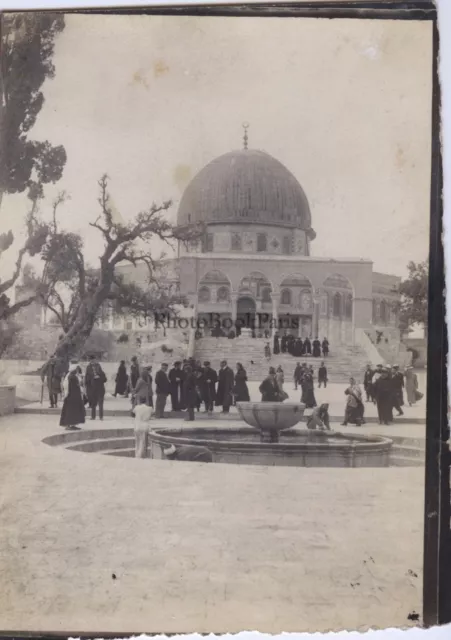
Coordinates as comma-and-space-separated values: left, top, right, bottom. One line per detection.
389, 456, 424, 467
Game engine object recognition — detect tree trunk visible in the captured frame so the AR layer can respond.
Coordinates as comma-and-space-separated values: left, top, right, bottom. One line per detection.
52, 286, 111, 362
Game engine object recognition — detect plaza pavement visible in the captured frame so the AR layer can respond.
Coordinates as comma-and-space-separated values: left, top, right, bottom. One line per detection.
0, 407, 425, 635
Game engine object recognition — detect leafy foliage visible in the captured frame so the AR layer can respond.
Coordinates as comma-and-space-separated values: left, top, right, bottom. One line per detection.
0, 201, 50, 321
393, 261, 429, 336
80, 329, 115, 360
0, 13, 67, 199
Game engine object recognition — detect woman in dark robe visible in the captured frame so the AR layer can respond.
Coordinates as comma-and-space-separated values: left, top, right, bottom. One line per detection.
300, 371, 317, 408
273, 332, 280, 355
60, 364, 86, 430
312, 337, 321, 358
234, 362, 250, 402
294, 338, 303, 358
259, 367, 281, 402
114, 360, 128, 397
322, 338, 329, 357
129, 356, 140, 394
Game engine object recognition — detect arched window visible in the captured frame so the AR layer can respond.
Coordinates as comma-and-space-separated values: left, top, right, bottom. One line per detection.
257, 233, 267, 252
198, 286, 211, 303
281, 289, 292, 305
262, 287, 272, 303
345, 294, 353, 319
333, 292, 342, 318
231, 233, 242, 251
217, 286, 230, 302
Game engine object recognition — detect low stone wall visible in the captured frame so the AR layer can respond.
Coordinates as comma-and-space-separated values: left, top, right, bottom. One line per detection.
0, 359, 45, 384
0, 385, 16, 416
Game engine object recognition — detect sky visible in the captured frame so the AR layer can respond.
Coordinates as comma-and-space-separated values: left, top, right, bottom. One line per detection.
1, 14, 433, 282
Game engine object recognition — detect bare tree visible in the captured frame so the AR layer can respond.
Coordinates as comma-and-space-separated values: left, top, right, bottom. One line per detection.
42, 175, 202, 362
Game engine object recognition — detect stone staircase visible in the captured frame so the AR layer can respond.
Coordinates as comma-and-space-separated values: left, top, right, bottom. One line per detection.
193, 337, 371, 383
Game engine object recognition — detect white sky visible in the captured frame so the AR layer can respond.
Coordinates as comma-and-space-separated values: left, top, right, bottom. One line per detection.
1, 14, 433, 281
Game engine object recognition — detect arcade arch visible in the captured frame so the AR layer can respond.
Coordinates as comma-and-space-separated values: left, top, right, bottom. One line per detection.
321, 273, 354, 344
278, 274, 314, 337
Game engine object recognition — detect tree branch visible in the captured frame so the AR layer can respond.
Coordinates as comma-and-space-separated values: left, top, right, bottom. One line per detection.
2, 294, 38, 319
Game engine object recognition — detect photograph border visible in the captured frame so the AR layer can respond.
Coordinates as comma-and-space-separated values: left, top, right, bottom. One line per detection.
0, 0, 447, 635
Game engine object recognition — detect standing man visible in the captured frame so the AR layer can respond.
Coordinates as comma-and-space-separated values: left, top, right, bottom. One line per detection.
215, 360, 235, 413
304, 336, 312, 356
373, 368, 394, 425
391, 365, 405, 416
321, 338, 329, 358
41, 354, 63, 409
201, 361, 217, 413
318, 361, 328, 388
281, 331, 288, 354
273, 331, 280, 355
363, 364, 375, 402
182, 365, 198, 421
169, 361, 185, 411
129, 356, 140, 394
294, 363, 302, 390
85, 355, 107, 421
154, 362, 171, 418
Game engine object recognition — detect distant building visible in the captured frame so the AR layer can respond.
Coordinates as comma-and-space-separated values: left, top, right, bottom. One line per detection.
102, 135, 400, 345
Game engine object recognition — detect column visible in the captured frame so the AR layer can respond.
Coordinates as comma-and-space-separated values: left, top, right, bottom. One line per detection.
272, 292, 280, 336
313, 296, 320, 338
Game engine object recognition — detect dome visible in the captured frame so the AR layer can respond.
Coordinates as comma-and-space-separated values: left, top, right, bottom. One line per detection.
177, 149, 314, 233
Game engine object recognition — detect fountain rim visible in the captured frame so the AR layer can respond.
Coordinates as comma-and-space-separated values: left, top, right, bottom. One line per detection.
149, 427, 393, 452
236, 401, 306, 409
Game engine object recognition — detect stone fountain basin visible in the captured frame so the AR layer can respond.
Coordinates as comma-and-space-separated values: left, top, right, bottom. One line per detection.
236, 401, 306, 432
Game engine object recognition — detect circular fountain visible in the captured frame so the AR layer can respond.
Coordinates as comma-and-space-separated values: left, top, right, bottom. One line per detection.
148, 401, 393, 467
235, 401, 305, 442
42, 402, 394, 467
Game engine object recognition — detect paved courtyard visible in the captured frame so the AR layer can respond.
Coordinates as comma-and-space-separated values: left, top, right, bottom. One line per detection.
0, 407, 425, 635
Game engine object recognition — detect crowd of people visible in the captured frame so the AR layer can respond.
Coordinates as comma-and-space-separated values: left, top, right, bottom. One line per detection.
40, 349, 423, 435
272, 333, 329, 358
112, 357, 252, 419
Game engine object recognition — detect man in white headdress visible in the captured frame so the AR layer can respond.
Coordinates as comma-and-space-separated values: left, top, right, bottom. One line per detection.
162, 443, 213, 463
134, 397, 153, 458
